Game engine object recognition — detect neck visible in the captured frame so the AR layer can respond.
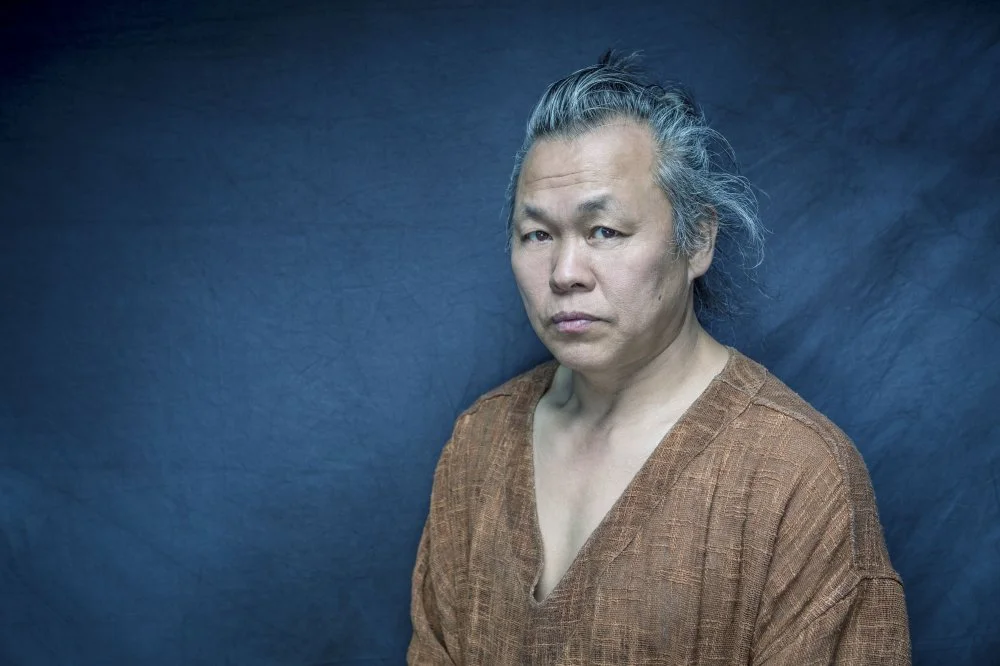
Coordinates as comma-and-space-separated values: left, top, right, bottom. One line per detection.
553, 316, 730, 434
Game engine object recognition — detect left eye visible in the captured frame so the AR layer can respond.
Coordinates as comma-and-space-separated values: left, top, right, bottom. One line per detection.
520, 227, 622, 243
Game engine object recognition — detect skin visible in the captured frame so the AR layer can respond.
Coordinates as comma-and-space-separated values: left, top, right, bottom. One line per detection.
510, 119, 732, 442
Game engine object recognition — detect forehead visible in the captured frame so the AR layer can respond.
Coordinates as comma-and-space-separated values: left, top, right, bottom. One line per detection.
515, 121, 658, 212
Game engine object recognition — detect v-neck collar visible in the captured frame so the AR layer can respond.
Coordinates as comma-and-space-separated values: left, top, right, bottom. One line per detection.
500, 346, 766, 615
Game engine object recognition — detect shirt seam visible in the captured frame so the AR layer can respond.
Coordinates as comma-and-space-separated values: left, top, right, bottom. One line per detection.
744, 393, 866, 569
754, 572, 904, 663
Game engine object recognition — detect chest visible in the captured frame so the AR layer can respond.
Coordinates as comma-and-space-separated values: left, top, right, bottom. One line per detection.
531, 405, 672, 601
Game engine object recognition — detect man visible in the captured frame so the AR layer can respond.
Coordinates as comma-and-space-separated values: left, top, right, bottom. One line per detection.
408, 50, 910, 664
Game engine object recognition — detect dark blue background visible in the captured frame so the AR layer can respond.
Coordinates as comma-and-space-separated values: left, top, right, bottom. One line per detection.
2, 0, 998, 664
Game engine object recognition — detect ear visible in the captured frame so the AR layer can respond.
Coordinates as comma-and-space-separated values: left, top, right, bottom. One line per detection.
687, 209, 718, 281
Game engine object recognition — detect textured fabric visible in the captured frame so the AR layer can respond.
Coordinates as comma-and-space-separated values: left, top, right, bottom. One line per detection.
408, 347, 911, 664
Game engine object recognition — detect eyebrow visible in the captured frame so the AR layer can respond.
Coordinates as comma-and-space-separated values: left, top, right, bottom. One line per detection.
517, 194, 619, 227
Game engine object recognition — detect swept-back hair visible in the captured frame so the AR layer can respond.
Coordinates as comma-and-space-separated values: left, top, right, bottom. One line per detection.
504, 49, 766, 321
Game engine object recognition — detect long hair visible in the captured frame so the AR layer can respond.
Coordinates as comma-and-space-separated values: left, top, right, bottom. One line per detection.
504, 50, 766, 322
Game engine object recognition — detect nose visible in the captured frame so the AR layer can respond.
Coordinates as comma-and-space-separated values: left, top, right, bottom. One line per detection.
549, 241, 593, 292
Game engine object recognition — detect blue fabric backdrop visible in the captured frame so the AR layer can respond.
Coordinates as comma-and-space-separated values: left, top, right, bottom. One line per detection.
1, 0, 998, 664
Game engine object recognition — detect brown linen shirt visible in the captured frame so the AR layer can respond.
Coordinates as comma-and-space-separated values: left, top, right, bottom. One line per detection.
408, 347, 911, 664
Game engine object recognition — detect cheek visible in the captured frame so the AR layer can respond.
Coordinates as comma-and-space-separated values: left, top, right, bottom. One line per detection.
603, 272, 658, 320
512, 266, 543, 311
511, 259, 530, 291
608, 258, 667, 295
605, 264, 681, 321
513, 254, 548, 287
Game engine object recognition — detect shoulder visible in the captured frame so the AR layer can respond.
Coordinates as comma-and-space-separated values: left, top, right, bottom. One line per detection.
471, 358, 558, 407
738, 364, 861, 475
453, 357, 556, 428
437, 358, 557, 478
728, 352, 895, 574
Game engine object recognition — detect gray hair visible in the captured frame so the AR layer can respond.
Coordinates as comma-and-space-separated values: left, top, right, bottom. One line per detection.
504, 49, 766, 322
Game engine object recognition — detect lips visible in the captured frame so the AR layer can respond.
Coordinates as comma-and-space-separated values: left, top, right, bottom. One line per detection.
552, 311, 599, 324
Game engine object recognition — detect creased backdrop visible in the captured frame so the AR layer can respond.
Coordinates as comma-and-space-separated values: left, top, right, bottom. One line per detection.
1, 0, 998, 664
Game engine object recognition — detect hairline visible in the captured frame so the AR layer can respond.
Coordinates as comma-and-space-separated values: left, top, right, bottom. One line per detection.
509, 115, 680, 244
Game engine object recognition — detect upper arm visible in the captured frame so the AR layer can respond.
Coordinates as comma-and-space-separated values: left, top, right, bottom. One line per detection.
407, 416, 474, 665
749, 417, 910, 663
755, 575, 911, 665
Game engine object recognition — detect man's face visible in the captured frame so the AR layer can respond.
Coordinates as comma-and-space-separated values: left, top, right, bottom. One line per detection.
510, 120, 706, 372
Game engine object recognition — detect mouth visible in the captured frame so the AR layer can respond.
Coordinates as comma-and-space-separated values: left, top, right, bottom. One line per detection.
552, 318, 598, 333
551, 312, 599, 324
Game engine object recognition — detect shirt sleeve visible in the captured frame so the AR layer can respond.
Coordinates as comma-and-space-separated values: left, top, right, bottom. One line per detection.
749, 420, 912, 665
407, 422, 469, 665
755, 575, 911, 665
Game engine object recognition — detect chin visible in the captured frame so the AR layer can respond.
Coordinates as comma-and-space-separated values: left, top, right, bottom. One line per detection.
548, 345, 611, 370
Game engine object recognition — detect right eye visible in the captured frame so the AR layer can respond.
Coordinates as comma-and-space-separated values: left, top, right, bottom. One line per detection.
522, 231, 550, 243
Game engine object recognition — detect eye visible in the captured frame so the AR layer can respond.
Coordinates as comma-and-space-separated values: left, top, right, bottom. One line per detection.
521, 227, 622, 243
522, 230, 550, 243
